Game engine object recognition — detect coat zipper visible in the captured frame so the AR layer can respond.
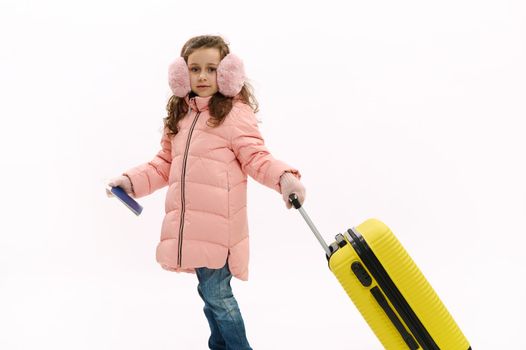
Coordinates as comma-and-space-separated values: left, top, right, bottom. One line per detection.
177, 109, 201, 267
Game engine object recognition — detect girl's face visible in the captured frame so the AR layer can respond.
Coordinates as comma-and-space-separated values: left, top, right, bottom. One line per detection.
187, 47, 221, 97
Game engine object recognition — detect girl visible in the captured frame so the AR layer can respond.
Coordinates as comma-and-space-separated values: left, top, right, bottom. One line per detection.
106, 35, 306, 349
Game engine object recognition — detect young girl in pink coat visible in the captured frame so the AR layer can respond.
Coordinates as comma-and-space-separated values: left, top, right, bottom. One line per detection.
107, 35, 306, 349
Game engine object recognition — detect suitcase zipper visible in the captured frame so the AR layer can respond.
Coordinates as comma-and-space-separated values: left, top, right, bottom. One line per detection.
347, 228, 439, 350
177, 109, 201, 267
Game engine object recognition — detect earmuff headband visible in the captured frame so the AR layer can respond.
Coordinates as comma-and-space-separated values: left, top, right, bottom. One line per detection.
168, 53, 246, 97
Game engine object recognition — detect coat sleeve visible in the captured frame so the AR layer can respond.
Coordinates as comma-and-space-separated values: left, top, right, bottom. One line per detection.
229, 104, 300, 193
123, 127, 172, 198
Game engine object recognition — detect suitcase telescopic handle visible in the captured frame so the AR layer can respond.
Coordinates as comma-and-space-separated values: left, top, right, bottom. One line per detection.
289, 193, 332, 257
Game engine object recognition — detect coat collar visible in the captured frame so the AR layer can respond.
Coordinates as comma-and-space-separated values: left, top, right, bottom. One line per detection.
185, 94, 212, 112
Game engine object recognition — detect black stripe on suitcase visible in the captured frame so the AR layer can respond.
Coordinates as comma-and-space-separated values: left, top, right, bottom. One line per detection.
370, 286, 419, 349
347, 228, 440, 350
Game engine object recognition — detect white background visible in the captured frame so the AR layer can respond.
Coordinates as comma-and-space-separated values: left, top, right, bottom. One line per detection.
1, 0, 525, 349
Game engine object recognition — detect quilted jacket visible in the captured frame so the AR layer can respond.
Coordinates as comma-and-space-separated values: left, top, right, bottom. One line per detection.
124, 94, 300, 280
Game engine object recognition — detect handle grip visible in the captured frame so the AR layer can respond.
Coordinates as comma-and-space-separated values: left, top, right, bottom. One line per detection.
288, 193, 302, 209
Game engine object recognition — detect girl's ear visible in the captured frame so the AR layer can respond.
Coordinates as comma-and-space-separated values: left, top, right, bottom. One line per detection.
217, 53, 246, 97
168, 57, 191, 97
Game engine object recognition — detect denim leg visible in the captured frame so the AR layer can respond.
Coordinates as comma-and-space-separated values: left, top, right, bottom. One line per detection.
196, 263, 253, 350
197, 284, 227, 349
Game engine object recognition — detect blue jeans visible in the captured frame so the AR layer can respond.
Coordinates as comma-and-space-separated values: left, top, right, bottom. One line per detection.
195, 263, 253, 350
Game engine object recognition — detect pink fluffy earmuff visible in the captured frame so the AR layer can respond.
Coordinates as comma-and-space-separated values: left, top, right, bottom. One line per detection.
168, 53, 246, 97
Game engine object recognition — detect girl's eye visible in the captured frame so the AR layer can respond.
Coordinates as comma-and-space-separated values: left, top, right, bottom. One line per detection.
190, 67, 215, 73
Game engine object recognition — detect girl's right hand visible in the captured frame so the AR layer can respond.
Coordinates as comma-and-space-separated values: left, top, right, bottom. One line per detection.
106, 175, 134, 198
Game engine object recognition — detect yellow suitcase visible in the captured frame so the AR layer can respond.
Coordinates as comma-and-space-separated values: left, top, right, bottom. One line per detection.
289, 194, 470, 349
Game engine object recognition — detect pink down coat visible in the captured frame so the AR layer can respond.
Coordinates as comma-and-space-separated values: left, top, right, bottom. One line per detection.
124, 95, 300, 281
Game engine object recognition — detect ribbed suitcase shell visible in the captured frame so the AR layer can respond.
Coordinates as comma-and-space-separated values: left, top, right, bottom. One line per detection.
329, 218, 470, 349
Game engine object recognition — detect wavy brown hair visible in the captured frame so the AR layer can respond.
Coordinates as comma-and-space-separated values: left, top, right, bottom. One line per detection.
164, 35, 259, 137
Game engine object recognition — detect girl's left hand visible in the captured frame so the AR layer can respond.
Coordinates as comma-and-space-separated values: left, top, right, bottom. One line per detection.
279, 172, 306, 209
